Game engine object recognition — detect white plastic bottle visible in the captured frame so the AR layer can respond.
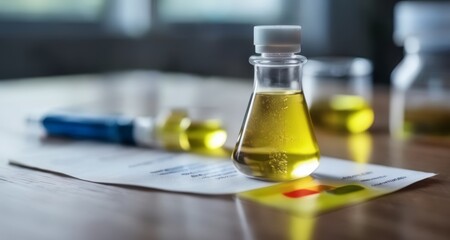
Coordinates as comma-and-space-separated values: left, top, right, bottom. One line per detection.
391, 2, 450, 138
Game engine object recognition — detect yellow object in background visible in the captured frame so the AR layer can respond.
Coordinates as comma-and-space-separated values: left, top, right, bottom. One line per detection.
310, 95, 374, 133
186, 120, 227, 149
303, 57, 374, 134
156, 110, 227, 152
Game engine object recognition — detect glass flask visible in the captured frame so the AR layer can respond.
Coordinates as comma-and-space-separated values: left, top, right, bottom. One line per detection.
390, 2, 450, 138
232, 26, 320, 181
303, 57, 374, 134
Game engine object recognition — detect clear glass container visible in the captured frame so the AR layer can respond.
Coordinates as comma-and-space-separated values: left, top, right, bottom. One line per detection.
303, 57, 374, 134
232, 26, 320, 181
232, 52, 320, 181
390, 2, 450, 138
391, 41, 450, 138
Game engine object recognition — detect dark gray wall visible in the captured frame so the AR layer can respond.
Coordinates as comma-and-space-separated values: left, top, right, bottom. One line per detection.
0, 0, 405, 84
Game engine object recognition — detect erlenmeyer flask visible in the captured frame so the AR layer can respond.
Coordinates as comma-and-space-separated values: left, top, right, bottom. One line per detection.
232, 26, 320, 181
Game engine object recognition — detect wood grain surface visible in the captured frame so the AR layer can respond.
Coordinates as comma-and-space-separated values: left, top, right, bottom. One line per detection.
0, 71, 449, 240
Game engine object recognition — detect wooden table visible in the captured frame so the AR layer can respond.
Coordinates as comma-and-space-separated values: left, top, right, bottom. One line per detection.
0, 71, 449, 240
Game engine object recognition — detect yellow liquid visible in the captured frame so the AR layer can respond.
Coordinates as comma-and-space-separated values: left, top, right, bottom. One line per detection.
186, 120, 227, 150
232, 91, 320, 181
310, 95, 374, 133
157, 110, 227, 152
404, 106, 450, 136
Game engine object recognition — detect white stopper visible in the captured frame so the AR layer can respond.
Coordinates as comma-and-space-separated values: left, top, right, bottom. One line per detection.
254, 25, 301, 54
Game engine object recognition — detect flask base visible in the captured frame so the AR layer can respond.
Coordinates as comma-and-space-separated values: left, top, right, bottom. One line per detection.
232, 153, 320, 182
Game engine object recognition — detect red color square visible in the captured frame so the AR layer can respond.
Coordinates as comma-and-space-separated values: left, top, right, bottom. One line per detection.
283, 189, 319, 198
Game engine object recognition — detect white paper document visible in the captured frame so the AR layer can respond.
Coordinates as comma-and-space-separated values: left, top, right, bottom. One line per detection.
8, 141, 435, 195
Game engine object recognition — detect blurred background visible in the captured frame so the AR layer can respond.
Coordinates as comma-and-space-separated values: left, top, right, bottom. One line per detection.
0, 0, 413, 84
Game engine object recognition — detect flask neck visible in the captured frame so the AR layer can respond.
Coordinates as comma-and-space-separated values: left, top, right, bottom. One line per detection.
250, 53, 307, 92
261, 53, 295, 58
